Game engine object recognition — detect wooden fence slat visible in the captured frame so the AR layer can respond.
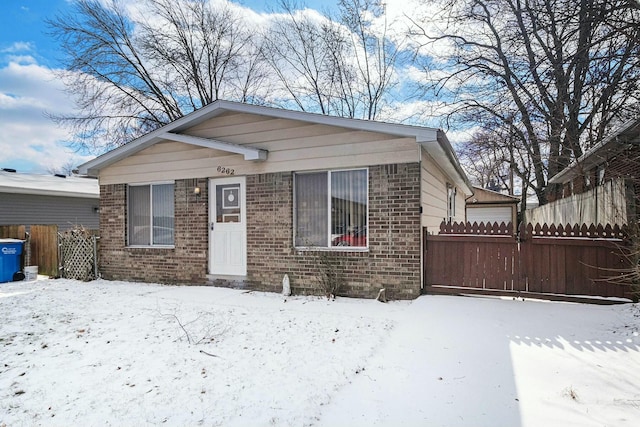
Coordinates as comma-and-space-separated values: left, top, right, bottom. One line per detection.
0, 225, 28, 272
425, 221, 630, 299
30, 225, 59, 277
0, 225, 26, 240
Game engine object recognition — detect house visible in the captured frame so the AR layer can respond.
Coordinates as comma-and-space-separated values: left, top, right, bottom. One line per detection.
465, 186, 519, 231
529, 118, 640, 226
0, 169, 99, 230
78, 100, 472, 299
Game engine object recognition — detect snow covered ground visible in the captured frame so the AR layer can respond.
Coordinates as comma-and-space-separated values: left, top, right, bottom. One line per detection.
1, 279, 639, 426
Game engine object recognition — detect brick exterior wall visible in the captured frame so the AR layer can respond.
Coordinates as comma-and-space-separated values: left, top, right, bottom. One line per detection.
99, 163, 422, 299
99, 178, 209, 284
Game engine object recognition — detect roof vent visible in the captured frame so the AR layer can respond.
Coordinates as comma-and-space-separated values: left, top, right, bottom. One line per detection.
54, 174, 67, 178
2, 168, 17, 173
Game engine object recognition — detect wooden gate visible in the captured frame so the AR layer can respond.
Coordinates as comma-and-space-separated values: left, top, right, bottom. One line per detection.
519, 223, 628, 297
424, 222, 631, 300
30, 225, 59, 277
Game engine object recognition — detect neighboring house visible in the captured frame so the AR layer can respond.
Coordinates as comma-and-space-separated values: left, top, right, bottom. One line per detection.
78, 100, 472, 299
465, 186, 519, 231
528, 118, 640, 226
0, 169, 99, 230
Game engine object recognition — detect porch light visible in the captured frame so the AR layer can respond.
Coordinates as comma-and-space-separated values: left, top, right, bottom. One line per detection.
194, 186, 201, 196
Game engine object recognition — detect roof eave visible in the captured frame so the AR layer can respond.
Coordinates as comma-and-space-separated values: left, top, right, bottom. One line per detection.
548, 117, 640, 184
419, 130, 473, 195
78, 100, 448, 177
0, 187, 99, 198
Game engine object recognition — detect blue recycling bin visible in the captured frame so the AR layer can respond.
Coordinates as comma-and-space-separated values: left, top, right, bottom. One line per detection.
0, 239, 24, 283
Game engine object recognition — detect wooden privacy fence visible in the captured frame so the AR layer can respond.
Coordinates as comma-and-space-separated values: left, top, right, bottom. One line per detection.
0, 224, 59, 276
424, 222, 631, 300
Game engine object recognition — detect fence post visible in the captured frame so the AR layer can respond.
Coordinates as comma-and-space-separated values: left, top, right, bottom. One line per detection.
93, 234, 98, 279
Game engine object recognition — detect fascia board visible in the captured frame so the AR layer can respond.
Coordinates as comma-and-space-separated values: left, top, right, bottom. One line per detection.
162, 132, 267, 160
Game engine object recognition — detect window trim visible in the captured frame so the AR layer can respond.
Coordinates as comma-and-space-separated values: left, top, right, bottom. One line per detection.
597, 165, 606, 186
447, 183, 457, 223
127, 181, 175, 248
293, 168, 369, 251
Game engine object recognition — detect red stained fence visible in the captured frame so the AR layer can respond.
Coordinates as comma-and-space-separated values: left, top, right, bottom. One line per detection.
424, 222, 631, 299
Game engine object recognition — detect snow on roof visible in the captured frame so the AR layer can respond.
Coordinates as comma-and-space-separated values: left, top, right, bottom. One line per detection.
0, 170, 99, 199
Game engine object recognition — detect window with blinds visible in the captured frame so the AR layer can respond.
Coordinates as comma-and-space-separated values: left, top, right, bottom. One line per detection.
294, 169, 368, 248
128, 183, 175, 246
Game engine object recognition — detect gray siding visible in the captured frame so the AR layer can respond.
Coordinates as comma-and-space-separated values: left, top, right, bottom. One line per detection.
0, 193, 99, 230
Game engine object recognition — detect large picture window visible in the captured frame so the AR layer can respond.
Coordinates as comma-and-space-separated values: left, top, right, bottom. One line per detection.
295, 169, 367, 248
128, 183, 175, 246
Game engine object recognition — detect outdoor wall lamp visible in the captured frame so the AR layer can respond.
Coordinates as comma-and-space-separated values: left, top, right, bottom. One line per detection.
194, 186, 201, 196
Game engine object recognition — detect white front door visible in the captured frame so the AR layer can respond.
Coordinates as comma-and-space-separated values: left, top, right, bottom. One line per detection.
209, 176, 246, 276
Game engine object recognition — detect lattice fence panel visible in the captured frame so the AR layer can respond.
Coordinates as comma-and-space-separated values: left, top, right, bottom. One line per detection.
59, 228, 97, 281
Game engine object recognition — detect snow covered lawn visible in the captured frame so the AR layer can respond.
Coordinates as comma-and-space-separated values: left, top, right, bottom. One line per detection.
1, 279, 639, 426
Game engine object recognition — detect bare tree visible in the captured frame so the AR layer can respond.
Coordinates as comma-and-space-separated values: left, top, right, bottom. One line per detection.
262, 0, 403, 119
458, 123, 537, 217
48, 0, 268, 152
458, 130, 512, 191
262, 0, 336, 114
47, 160, 79, 177
138, 0, 269, 107
409, 0, 640, 204
336, 0, 404, 120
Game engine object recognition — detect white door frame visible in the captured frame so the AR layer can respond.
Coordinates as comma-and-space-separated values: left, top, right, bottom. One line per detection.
209, 176, 247, 276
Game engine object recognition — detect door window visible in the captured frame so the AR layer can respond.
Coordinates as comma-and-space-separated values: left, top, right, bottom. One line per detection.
216, 183, 241, 223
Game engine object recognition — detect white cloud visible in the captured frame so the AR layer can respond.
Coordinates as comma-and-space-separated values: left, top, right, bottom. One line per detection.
0, 60, 94, 173
0, 0, 469, 175
0, 41, 33, 53
445, 125, 482, 145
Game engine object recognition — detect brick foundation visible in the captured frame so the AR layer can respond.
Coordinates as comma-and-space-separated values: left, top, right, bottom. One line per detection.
99, 163, 422, 299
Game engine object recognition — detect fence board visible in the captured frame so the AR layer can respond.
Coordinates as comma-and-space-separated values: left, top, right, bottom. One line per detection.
0, 225, 28, 272
0, 225, 26, 240
425, 221, 631, 300
463, 241, 474, 287
30, 225, 59, 277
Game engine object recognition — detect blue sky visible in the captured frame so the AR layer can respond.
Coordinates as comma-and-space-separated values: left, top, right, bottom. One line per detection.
0, 1, 66, 67
1, 0, 88, 173
0, 0, 433, 175
0, 0, 343, 174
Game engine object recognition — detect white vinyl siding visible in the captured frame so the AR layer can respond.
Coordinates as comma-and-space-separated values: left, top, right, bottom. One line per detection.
99, 112, 418, 185
420, 148, 468, 232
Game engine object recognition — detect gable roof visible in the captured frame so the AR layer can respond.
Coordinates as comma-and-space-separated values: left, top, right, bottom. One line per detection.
466, 186, 520, 205
548, 117, 640, 184
78, 100, 472, 193
0, 170, 99, 198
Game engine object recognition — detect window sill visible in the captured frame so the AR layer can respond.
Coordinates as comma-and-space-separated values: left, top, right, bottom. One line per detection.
295, 246, 369, 253
126, 245, 175, 249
